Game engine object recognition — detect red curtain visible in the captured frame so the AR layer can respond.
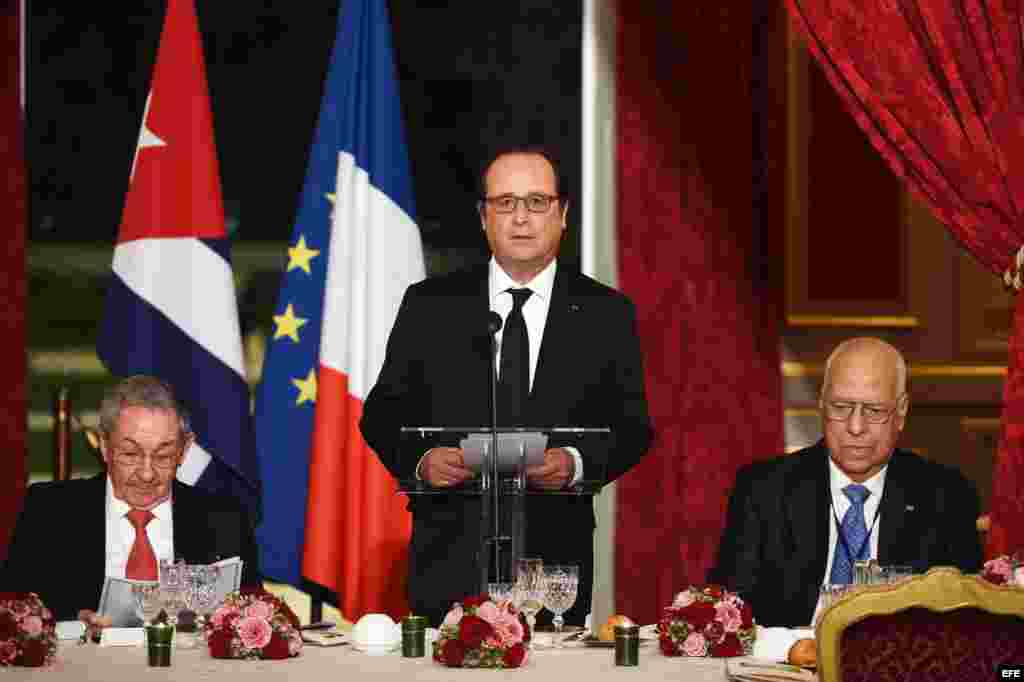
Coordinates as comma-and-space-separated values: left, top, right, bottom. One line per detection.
784, 0, 1024, 555
615, 1, 784, 624
0, 1, 27, 561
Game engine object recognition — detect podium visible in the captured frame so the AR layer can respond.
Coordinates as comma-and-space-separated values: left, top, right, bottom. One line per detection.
398, 425, 610, 595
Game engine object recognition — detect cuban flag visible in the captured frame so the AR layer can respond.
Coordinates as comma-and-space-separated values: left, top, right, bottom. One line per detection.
254, 0, 424, 621
97, 0, 259, 520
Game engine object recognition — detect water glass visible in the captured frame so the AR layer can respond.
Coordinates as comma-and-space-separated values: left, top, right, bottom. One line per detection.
488, 582, 514, 606
881, 565, 914, 583
184, 565, 221, 635
514, 558, 545, 639
541, 564, 579, 648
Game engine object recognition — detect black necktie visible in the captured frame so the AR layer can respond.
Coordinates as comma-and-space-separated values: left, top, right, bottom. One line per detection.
498, 288, 532, 426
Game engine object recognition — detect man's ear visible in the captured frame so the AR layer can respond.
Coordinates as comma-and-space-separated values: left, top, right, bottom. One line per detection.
561, 200, 569, 228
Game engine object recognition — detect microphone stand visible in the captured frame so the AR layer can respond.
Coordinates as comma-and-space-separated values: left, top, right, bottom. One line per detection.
486, 312, 503, 589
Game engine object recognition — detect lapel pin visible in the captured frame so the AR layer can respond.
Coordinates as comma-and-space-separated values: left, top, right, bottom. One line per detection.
905, 504, 915, 512
568, 303, 581, 313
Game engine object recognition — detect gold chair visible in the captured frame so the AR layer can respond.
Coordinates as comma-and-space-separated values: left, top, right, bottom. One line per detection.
816, 567, 1024, 682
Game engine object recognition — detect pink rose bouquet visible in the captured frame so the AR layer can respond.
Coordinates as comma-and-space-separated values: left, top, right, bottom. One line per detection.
981, 554, 1024, 587
658, 585, 755, 658
434, 594, 530, 669
205, 587, 302, 660
0, 592, 57, 667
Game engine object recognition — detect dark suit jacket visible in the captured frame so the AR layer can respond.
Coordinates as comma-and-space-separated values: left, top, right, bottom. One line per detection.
709, 441, 982, 627
360, 263, 652, 625
1, 475, 261, 621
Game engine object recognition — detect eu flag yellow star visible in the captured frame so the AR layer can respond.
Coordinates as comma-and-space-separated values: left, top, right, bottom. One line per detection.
287, 235, 320, 275
292, 369, 318, 406
272, 303, 308, 343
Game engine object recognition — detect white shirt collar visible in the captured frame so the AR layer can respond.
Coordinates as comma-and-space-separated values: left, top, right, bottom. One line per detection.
827, 454, 887, 502
106, 476, 173, 523
489, 257, 557, 304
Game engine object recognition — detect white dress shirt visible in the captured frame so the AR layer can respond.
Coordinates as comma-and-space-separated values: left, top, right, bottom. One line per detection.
822, 458, 887, 580
488, 258, 583, 483
104, 478, 175, 579
810, 458, 887, 625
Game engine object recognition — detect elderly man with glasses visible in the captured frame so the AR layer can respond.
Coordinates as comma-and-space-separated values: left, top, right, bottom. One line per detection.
709, 337, 982, 627
1, 375, 261, 623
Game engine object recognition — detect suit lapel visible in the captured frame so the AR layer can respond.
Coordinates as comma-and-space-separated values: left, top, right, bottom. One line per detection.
877, 452, 909, 564
172, 481, 200, 563
88, 475, 110, 597
787, 445, 830, 583
529, 264, 573, 410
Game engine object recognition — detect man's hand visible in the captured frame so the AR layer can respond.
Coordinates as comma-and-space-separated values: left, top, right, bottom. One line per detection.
526, 448, 575, 490
419, 447, 474, 488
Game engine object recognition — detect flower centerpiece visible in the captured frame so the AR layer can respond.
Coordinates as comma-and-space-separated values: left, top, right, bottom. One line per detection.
981, 554, 1024, 587
205, 587, 303, 660
433, 594, 530, 668
0, 592, 57, 667
657, 585, 755, 658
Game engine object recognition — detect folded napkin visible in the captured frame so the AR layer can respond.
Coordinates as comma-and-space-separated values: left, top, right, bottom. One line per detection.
752, 627, 808, 662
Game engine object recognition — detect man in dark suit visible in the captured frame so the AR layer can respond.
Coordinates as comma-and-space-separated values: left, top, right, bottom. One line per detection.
360, 144, 652, 626
2, 376, 260, 622
710, 338, 982, 627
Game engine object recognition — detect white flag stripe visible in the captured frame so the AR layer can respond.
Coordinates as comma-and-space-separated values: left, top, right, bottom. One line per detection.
112, 238, 247, 379
319, 152, 425, 400
176, 441, 213, 485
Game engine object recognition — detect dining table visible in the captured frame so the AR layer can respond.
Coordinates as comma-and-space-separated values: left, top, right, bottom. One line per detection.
9, 635, 749, 681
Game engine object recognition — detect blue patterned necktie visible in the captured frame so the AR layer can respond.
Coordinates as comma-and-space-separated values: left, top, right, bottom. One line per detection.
829, 483, 872, 584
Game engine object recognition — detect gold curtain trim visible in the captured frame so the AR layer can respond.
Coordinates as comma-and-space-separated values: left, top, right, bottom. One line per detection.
786, 315, 919, 328
783, 361, 1006, 378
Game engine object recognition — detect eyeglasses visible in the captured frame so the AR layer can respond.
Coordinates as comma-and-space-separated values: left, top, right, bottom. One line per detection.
481, 193, 559, 214
822, 395, 905, 424
110, 447, 182, 470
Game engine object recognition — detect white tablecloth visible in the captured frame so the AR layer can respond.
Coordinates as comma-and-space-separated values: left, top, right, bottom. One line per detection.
15, 640, 737, 681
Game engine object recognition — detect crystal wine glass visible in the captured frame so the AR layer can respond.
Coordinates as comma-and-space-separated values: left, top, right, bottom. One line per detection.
541, 564, 578, 648
132, 582, 163, 625
514, 558, 545, 640
158, 559, 187, 626
186, 565, 221, 636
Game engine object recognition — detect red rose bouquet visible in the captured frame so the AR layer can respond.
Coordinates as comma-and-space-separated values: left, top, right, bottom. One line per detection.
433, 594, 530, 669
657, 585, 755, 658
205, 587, 303, 660
981, 554, 1024, 587
0, 592, 57, 667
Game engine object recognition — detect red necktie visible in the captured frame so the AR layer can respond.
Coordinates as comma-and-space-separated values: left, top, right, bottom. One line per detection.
125, 509, 158, 580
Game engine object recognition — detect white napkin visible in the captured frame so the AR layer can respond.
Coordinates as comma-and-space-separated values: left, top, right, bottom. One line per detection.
752, 627, 806, 662
55, 621, 86, 641
99, 627, 146, 647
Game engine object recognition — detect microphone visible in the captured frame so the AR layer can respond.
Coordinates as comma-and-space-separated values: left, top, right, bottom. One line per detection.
487, 311, 503, 335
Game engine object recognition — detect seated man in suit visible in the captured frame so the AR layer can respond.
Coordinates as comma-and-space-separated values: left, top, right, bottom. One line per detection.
710, 337, 982, 627
1, 375, 260, 623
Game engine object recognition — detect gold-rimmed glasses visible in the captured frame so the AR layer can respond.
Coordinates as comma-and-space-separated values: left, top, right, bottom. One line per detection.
822, 393, 906, 424
110, 447, 183, 470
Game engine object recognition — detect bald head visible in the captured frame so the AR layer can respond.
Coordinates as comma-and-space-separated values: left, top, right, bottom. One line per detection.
821, 337, 906, 401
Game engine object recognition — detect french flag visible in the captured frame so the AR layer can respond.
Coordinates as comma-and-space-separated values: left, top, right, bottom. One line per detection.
97, 0, 260, 519
254, 0, 424, 620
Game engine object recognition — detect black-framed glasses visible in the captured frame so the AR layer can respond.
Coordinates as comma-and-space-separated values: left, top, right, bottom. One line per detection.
822, 394, 906, 424
481, 193, 559, 214
110, 447, 182, 470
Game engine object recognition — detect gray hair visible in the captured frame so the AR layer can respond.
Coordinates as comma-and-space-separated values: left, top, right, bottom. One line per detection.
821, 337, 908, 399
98, 375, 192, 440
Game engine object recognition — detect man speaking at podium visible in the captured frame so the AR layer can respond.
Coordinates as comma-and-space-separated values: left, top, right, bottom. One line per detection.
361, 144, 652, 627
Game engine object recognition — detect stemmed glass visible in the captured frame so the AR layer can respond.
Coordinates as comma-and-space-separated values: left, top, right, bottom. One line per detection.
158, 559, 186, 626
184, 565, 221, 639
513, 558, 545, 640
132, 582, 163, 626
541, 565, 578, 648
488, 582, 515, 606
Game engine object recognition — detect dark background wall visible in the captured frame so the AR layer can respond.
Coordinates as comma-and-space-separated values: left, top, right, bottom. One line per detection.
29, 1, 582, 261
